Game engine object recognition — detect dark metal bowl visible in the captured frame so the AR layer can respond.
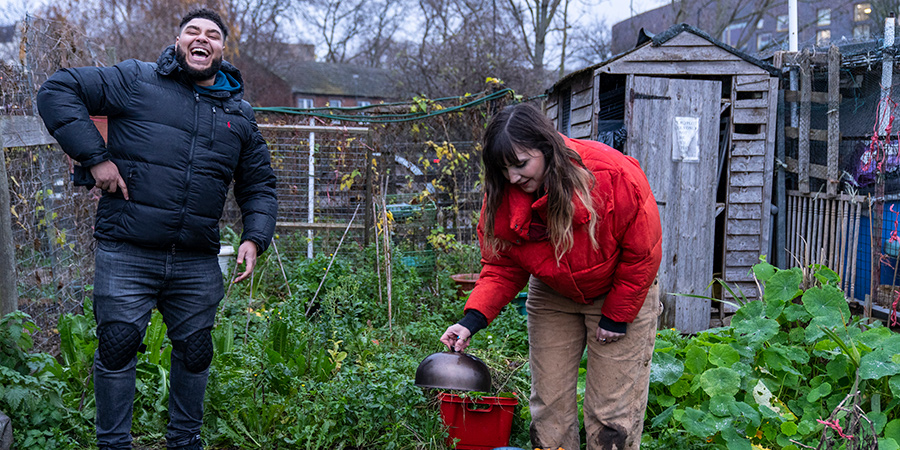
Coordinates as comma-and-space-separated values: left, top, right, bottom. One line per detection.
414, 351, 492, 391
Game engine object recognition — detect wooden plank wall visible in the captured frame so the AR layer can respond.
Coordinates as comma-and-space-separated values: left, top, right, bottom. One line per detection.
723, 74, 778, 301
569, 74, 593, 139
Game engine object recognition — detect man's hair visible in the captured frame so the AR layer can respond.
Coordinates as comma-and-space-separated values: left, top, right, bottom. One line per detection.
179, 8, 229, 40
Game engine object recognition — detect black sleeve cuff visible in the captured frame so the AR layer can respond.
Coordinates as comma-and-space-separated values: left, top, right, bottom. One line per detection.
457, 309, 488, 336
598, 315, 627, 334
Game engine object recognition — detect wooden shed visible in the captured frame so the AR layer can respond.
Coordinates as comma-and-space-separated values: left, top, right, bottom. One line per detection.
545, 23, 780, 333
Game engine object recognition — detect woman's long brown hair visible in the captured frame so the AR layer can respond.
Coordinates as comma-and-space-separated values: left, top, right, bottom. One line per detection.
481, 103, 599, 261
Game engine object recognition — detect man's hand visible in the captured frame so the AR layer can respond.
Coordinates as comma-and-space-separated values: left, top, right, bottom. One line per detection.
233, 240, 258, 283
89, 160, 129, 200
440, 324, 472, 352
596, 326, 625, 345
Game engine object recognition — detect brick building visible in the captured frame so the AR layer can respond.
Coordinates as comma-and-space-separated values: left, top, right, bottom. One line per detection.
611, 0, 877, 56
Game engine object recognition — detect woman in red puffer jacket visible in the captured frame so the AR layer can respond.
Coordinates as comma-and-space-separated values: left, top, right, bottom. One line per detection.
440, 103, 662, 450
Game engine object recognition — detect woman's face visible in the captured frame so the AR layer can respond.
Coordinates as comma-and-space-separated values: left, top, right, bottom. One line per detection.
502, 146, 546, 194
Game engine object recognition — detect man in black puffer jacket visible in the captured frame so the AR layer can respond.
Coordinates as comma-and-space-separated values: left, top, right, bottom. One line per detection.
36, 9, 276, 450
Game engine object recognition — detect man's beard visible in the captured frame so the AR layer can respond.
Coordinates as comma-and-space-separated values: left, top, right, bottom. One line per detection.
175, 45, 222, 81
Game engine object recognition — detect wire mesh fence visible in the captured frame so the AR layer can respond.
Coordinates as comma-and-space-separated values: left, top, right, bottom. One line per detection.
779, 42, 900, 317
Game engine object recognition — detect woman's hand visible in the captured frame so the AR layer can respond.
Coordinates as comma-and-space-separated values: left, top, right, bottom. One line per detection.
596, 326, 625, 345
440, 324, 472, 352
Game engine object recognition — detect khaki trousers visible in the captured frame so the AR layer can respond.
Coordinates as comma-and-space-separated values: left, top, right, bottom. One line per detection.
526, 277, 661, 450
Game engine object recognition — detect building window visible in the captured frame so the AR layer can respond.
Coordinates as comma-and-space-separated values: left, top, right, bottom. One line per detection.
358, 100, 371, 107
817, 9, 831, 26
757, 19, 764, 29
721, 22, 747, 46
816, 29, 831, 46
854, 3, 872, 22
328, 99, 342, 108
776, 15, 788, 32
757, 33, 772, 51
297, 98, 314, 109
854, 24, 871, 40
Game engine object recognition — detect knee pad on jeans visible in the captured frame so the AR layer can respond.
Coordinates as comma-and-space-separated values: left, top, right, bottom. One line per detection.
173, 328, 213, 373
98, 322, 143, 371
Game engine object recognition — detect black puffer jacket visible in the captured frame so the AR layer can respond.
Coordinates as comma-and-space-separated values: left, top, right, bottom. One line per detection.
37, 46, 277, 254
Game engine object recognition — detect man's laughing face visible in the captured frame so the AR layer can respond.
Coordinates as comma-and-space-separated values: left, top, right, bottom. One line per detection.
175, 18, 224, 86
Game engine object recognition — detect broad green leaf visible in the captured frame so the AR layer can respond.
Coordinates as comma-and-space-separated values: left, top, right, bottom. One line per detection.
656, 394, 676, 408
812, 264, 840, 286
752, 259, 777, 282
880, 438, 900, 450
890, 375, 900, 398
729, 401, 761, 427
806, 382, 831, 402
783, 303, 811, 323
731, 300, 764, 326
709, 395, 733, 417
669, 379, 691, 397
684, 345, 707, 374
709, 343, 740, 367
870, 411, 888, 434
764, 268, 803, 303
681, 407, 718, 438
802, 285, 850, 328
721, 427, 752, 450
885, 419, 900, 443
858, 325, 893, 349
734, 317, 779, 349
650, 352, 684, 385
781, 421, 798, 436
698, 367, 741, 397
860, 346, 900, 380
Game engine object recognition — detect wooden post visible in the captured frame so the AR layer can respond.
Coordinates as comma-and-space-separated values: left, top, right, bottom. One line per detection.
826, 46, 840, 196
798, 49, 811, 193
0, 122, 18, 316
776, 88, 787, 268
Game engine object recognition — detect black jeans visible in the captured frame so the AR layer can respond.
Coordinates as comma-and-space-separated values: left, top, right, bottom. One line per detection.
92, 240, 224, 449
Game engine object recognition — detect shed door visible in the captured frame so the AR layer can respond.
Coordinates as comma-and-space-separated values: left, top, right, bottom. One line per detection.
625, 76, 721, 334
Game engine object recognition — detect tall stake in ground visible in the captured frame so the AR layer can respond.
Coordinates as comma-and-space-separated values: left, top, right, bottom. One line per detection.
0, 120, 18, 316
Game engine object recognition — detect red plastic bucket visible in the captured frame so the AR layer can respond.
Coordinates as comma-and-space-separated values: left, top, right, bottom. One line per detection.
438, 393, 518, 449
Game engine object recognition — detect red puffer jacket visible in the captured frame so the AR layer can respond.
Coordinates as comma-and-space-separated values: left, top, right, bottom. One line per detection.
465, 136, 662, 324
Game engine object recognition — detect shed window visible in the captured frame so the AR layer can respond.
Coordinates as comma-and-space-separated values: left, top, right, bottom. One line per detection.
560, 88, 572, 136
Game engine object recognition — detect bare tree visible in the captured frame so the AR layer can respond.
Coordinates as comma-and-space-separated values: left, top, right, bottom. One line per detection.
569, 19, 612, 70
505, 0, 563, 72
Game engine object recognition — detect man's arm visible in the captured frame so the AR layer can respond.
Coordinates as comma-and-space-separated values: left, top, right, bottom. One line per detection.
36, 61, 140, 166
233, 102, 277, 263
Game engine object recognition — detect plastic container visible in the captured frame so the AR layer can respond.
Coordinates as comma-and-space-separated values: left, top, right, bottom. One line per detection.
438, 393, 518, 450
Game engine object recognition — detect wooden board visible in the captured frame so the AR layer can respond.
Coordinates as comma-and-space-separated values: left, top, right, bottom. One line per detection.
600, 60, 770, 76
662, 32, 716, 47
625, 75, 721, 334
734, 108, 769, 124
732, 140, 766, 156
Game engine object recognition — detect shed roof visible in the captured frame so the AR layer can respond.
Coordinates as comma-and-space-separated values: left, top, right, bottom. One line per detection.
273, 61, 401, 99
548, 23, 779, 95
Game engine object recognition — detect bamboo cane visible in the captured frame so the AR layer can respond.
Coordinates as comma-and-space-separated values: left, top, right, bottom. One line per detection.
850, 199, 861, 300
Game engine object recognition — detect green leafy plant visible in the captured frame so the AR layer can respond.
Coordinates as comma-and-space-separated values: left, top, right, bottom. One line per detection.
645, 260, 900, 450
